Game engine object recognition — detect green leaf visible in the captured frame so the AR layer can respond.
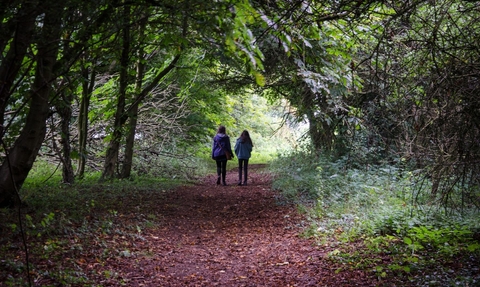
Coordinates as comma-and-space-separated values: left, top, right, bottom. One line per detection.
467, 243, 480, 252
407, 256, 418, 263
403, 237, 412, 245
254, 72, 265, 86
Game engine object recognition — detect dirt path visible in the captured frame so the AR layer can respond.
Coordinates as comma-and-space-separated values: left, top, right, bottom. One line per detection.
92, 164, 380, 286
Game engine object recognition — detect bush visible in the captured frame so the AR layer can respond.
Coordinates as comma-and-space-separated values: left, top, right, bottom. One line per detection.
270, 149, 480, 285
270, 148, 322, 200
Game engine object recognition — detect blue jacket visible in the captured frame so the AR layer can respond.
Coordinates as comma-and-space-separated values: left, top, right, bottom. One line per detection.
212, 133, 233, 159
234, 138, 253, 160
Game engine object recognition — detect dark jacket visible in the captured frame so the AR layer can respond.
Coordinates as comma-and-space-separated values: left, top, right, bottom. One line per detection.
234, 138, 253, 160
212, 133, 233, 160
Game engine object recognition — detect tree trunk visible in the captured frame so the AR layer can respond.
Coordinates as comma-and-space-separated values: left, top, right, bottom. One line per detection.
118, 53, 181, 178
57, 92, 75, 184
120, 104, 138, 179
120, 15, 147, 179
101, 6, 131, 181
76, 62, 95, 179
0, 5, 62, 207
101, 9, 181, 181
303, 86, 334, 152
306, 111, 323, 151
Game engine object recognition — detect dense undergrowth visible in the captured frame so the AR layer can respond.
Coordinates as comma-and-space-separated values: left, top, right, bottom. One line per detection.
270, 149, 480, 286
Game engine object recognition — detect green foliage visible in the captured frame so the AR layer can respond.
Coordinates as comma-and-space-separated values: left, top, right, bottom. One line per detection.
22, 161, 64, 189
225, 0, 265, 79
271, 149, 480, 285
270, 145, 322, 200
404, 225, 476, 256
356, 0, 480, 210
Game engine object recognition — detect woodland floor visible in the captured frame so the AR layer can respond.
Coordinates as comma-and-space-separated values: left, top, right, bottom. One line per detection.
3, 164, 416, 286
83, 164, 385, 287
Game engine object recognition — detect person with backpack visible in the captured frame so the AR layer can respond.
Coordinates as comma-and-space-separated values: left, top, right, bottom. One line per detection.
212, 125, 234, 185
234, 130, 253, 186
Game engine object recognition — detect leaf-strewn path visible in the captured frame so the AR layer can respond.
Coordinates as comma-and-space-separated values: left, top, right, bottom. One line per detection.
85, 164, 381, 286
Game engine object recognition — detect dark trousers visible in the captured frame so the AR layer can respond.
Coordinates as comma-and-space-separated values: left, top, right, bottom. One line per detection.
238, 159, 249, 183
216, 160, 227, 182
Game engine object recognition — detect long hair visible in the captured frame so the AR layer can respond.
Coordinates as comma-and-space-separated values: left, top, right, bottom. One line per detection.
239, 130, 253, 146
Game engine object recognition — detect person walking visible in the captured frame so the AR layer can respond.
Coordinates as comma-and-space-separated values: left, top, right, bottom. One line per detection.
212, 125, 234, 186
234, 130, 253, 186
